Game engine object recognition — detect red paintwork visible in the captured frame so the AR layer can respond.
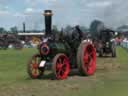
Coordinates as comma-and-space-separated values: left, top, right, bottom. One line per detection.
31, 56, 39, 78
54, 54, 70, 79
82, 44, 96, 75
40, 43, 50, 55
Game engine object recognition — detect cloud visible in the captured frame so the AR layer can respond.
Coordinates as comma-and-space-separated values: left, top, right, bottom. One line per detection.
95, 0, 128, 28
1, 0, 128, 30
0, 4, 10, 15
0, 0, 10, 4
87, 1, 112, 8
25, 8, 34, 13
0, 8, 25, 18
25, 0, 57, 7
13, 13, 25, 17
0, 10, 10, 15
24, 7, 42, 14
0, 12, 25, 30
45, 0, 57, 3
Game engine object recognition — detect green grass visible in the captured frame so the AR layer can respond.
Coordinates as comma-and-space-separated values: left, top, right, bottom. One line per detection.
117, 47, 128, 64
0, 47, 128, 96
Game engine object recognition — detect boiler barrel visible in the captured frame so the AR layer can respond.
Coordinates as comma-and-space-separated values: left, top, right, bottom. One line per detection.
48, 42, 70, 56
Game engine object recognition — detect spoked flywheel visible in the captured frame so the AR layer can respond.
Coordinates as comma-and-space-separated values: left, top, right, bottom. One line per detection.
27, 54, 44, 79
77, 42, 96, 76
52, 53, 70, 80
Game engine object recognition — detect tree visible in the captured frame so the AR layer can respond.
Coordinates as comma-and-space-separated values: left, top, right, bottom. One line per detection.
117, 25, 128, 32
0, 27, 6, 33
80, 26, 88, 32
10, 26, 18, 34
89, 20, 105, 38
64, 25, 72, 32
52, 25, 59, 32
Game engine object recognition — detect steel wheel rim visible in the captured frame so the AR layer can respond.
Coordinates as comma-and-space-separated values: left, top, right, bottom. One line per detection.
83, 44, 96, 75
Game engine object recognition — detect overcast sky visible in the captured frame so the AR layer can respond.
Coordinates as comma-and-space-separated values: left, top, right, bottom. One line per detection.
0, 0, 128, 30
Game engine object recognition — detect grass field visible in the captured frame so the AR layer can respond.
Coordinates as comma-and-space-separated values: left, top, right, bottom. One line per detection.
0, 47, 128, 96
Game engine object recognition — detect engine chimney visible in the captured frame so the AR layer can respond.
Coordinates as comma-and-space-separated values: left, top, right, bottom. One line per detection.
44, 10, 53, 36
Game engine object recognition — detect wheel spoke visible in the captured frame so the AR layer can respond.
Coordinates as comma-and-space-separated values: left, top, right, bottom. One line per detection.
84, 53, 88, 62
84, 47, 94, 71
34, 58, 37, 64
33, 63, 38, 69
57, 66, 62, 72
34, 69, 37, 75
87, 59, 92, 71
89, 51, 93, 57
56, 68, 62, 78
56, 62, 63, 69
58, 58, 62, 64
87, 66, 90, 71
61, 64, 66, 71
57, 69, 61, 74
62, 59, 68, 66
56, 63, 65, 76
63, 59, 66, 64
32, 68, 38, 77
84, 53, 90, 65
56, 62, 60, 68
32, 57, 38, 76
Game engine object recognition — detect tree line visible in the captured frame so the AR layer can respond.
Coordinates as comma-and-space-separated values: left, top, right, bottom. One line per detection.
0, 26, 18, 33
1, 20, 128, 34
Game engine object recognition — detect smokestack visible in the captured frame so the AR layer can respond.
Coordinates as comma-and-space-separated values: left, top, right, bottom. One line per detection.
43, 10, 53, 36
23, 22, 26, 33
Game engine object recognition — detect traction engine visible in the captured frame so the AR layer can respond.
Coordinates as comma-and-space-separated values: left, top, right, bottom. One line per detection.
27, 10, 96, 80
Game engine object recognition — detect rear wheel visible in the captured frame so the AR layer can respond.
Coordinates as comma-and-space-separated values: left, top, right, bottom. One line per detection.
52, 53, 70, 80
27, 54, 44, 79
77, 41, 96, 76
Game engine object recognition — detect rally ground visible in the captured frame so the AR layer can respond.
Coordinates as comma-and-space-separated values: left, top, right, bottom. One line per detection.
0, 47, 128, 96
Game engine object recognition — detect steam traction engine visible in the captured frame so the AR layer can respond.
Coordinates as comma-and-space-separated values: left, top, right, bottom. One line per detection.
27, 10, 96, 80
93, 29, 116, 57
98, 29, 116, 57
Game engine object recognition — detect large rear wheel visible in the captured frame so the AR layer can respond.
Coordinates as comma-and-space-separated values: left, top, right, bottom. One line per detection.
27, 54, 44, 79
52, 53, 70, 80
77, 41, 96, 76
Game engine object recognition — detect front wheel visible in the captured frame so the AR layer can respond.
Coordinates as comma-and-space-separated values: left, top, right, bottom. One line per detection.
52, 53, 70, 80
27, 54, 44, 79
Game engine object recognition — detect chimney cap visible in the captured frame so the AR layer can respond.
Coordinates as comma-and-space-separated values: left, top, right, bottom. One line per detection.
43, 10, 53, 16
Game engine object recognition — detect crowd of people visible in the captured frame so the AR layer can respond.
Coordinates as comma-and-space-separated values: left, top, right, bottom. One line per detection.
121, 37, 128, 48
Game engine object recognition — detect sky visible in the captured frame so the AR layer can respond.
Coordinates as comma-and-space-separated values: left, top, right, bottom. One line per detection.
0, 0, 128, 30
